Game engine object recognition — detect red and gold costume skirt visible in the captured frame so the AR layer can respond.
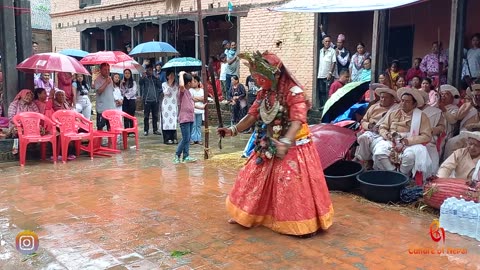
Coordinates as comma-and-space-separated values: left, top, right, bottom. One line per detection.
226, 137, 334, 235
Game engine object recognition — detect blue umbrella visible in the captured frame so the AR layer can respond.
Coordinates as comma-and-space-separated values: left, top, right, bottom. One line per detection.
58, 49, 88, 59
161, 57, 202, 70
129, 41, 179, 58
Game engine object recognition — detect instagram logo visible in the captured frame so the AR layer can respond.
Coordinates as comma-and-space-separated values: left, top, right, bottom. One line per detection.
15, 230, 39, 255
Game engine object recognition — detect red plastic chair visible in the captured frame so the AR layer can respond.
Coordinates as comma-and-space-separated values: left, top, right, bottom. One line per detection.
101, 110, 139, 150
12, 112, 58, 166
51, 110, 94, 163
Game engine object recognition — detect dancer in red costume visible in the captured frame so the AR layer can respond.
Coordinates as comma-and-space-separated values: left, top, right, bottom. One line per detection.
218, 51, 334, 236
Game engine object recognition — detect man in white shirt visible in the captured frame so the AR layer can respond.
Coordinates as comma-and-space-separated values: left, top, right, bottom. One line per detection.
317, 35, 336, 108
462, 33, 480, 88
219, 53, 228, 103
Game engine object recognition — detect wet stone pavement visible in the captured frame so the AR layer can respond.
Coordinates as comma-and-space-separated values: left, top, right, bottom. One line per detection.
0, 127, 479, 270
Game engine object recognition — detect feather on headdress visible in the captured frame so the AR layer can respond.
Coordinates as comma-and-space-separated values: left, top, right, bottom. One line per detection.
239, 51, 281, 90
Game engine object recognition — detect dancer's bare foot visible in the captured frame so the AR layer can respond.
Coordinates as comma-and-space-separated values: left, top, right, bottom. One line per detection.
227, 218, 238, 224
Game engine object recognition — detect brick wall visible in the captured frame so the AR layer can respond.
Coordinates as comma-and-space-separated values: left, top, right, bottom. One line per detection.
50, 0, 317, 100
238, 8, 315, 99
50, 23, 81, 51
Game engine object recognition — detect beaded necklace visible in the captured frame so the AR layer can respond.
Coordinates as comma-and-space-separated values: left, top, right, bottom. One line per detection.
253, 88, 290, 165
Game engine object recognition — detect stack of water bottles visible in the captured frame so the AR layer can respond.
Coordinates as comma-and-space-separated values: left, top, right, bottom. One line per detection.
440, 197, 480, 241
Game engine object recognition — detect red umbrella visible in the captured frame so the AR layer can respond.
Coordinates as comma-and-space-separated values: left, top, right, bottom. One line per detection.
310, 124, 357, 169
16, 53, 90, 75
80, 51, 133, 65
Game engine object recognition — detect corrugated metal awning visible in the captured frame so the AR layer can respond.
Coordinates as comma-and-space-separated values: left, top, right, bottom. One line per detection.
271, 0, 427, 13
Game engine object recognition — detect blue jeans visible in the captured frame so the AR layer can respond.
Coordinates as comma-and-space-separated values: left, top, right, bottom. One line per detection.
225, 74, 233, 99
191, 113, 202, 142
176, 122, 193, 159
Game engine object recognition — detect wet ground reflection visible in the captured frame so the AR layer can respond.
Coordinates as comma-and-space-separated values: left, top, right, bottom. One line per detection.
0, 130, 478, 269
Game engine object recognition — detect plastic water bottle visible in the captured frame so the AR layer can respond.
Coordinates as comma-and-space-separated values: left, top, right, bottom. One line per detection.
440, 198, 453, 231
466, 202, 479, 238
476, 204, 480, 241
458, 200, 469, 236
449, 198, 464, 234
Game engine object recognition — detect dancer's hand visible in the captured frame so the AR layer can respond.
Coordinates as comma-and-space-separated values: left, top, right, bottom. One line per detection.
271, 138, 289, 159
217, 127, 231, 137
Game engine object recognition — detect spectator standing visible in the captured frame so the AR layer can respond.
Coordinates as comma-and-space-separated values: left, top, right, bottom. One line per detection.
120, 69, 137, 129
420, 42, 448, 86
317, 35, 336, 107
462, 33, 480, 88
73, 74, 92, 120
219, 53, 228, 101
93, 63, 115, 131
190, 75, 205, 144
162, 70, 179, 144
225, 42, 240, 98
174, 71, 196, 164
335, 34, 350, 77
140, 64, 162, 136
350, 43, 370, 82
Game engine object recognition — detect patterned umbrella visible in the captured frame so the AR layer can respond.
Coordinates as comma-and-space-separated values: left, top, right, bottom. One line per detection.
16, 53, 90, 75
109, 60, 145, 75
310, 124, 357, 169
129, 41, 179, 58
321, 81, 370, 123
58, 49, 88, 59
161, 57, 202, 70
80, 51, 132, 65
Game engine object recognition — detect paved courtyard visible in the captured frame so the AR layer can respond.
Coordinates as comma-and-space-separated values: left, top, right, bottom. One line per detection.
0, 131, 478, 270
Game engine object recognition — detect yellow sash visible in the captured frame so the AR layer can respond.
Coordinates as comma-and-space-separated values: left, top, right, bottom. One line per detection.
295, 124, 310, 140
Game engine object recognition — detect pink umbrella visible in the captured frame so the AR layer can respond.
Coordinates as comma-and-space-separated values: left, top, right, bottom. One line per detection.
80, 51, 133, 65
310, 124, 357, 169
109, 60, 145, 75
16, 53, 90, 75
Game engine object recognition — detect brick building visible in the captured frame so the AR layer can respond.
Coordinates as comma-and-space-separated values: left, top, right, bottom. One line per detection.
49, 0, 480, 111
50, 0, 318, 100
32, 0, 52, 52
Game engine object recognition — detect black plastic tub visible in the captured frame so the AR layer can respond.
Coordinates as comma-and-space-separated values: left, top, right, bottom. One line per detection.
324, 160, 364, 191
356, 171, 409, 203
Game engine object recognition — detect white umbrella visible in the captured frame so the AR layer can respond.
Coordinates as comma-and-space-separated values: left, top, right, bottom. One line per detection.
271, 0, 426, 13
109, 60, 145, 75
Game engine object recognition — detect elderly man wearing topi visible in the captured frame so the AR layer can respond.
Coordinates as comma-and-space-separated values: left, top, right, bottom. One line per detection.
354, 86, 398, 169
438, 130, 480, 181
443, 84, 480, 159
372, 87, 433, 177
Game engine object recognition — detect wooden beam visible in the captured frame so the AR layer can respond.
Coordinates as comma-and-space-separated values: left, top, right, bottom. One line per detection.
197, 0, 210, 159
448, 0, 467, 87
14, 0, 33, 91
0, 0, 19, 107
371, 10, 390, 89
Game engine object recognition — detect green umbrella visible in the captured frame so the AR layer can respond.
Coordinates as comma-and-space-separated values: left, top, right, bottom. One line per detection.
162, 57, 202, 70
321, 81, 370, 123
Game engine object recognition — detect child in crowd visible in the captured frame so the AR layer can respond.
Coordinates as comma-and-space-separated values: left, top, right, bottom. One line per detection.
174, 71, 196, 164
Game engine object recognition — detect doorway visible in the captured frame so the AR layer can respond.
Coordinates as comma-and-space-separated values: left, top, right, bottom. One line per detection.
387, 25, 415, 71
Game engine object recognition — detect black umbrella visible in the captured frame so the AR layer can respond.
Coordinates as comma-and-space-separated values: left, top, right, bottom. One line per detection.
321, 81, 370, 123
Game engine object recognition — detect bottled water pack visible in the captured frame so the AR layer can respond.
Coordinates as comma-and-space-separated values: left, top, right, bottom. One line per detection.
439, 197, 479, 240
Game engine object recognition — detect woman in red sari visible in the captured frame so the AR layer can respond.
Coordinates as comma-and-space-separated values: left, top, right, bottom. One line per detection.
217, 51, 334, 236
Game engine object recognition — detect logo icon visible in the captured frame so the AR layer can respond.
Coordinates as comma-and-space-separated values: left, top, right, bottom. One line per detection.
429, 219, 445, 243
15, 230, 39, 255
